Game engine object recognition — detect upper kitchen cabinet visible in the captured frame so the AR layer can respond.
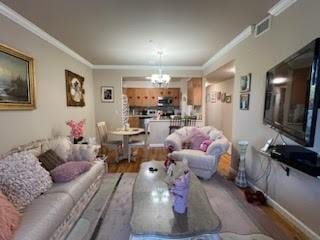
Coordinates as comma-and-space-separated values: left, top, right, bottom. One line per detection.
187, 78, 202, 106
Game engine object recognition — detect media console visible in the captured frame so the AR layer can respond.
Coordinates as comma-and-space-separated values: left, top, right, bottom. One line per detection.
262, 145, 320, 178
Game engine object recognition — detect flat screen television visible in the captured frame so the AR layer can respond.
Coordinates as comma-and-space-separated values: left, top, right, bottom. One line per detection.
264, 39, 320, 147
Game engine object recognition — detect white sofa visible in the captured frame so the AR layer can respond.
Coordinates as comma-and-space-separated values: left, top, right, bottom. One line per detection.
164, 126, 229, 179
1, 137, 105, 240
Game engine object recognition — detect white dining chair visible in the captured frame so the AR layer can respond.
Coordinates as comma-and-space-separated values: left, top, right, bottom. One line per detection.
96, 121, 122, 162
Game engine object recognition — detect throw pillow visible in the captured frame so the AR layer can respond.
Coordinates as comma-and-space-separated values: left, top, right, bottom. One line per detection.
0, 152, 53, 211
38, 150, 65, 171
68, 144, 99, 161
0, 192, 21, 240
50, 161, 92, 183
208, 130, 223, 141
189, 128, 210, 150
44, 137, 72, 161
199, 139, 213, 152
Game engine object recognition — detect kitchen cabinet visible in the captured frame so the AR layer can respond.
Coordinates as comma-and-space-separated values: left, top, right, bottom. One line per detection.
187, 78, 202, 106
128, 116, 139, 128
123, 87, 180, 107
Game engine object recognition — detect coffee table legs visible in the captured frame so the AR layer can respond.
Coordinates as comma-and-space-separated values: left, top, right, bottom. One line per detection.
129, 233, 221, 240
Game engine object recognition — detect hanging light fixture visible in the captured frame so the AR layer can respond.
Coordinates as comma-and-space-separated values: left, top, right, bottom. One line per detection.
146, 51, 171, 88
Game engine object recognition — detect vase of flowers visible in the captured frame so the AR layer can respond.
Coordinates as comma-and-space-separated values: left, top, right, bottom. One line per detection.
66, 119, 85, 144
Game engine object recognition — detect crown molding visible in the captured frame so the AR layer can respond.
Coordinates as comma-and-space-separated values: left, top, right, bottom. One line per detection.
202, 26, 254, 70
92, 64, 203, 71
0, 2, 94, 68
268, 0, 298, 16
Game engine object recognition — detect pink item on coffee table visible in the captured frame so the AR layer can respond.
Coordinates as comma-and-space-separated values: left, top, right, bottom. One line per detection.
199, 139, 213, 152
171, 171, 191, 214
50, 161, 92, 183
189, 128, 209, 150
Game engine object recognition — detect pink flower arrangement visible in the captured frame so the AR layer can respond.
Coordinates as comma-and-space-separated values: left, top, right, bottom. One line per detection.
66, 119, 85, 140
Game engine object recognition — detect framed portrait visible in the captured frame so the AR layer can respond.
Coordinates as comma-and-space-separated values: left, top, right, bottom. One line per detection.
240, 93, 250, 110
240, 73, 251, 92
101, 86, 114, 102
0, 43, 35, 110
225, 95, 232, 103
217, 91, 222, 101
65, 70, 85, 107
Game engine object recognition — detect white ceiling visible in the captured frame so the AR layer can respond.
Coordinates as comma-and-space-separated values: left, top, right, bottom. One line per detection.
1, 0, 278, 66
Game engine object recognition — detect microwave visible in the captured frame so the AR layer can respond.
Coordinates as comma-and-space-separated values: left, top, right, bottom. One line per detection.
158, 96, 173, 107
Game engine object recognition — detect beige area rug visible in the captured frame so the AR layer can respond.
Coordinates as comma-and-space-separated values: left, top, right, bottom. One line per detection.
95, 173, 274, 240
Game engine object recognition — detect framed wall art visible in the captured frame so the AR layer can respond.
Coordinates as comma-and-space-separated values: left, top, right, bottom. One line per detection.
210, 91, 217, 103
221, 93, 226, 102
65, 70, 85, 107
240, 93, 250, 110
225, 95, 232, 103
101, 86, 114, 102
240, 73, 251, 92
0, 43, 36, 110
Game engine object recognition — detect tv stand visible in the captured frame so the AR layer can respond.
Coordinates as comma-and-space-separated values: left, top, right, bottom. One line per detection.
259, 145, 320, 178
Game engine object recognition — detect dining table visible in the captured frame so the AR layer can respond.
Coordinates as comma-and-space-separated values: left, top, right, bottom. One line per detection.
109, 127, 144, 161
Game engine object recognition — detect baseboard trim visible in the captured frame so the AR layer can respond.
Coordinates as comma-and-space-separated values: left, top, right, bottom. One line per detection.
149, 143, 164, 148
248, 181, 320, 240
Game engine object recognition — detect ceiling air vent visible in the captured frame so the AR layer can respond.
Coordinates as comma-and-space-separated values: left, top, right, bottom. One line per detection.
255, 16, 272, 38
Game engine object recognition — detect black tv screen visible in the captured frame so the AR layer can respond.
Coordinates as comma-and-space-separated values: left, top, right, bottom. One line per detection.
264, 39, 320, 146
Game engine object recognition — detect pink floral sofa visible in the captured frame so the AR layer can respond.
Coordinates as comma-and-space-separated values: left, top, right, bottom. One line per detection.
0, 137, 104, 240
164, 126, 229, 179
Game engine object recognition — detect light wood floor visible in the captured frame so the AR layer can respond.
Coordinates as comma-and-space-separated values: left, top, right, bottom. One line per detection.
104, 147, 308, 240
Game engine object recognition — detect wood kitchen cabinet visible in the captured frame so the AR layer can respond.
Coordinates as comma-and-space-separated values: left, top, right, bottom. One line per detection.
123, 87, 180, 107
187, 78, 202, 106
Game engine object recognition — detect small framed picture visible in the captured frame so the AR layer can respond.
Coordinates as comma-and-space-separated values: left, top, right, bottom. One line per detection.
217, 91, 222, 100
240, 93, 250, 110
221, 93, 226, 102
101, 86, 114, 102
225, 95, 232, 103
210, 92, 217, 103
240, 73, 251, 92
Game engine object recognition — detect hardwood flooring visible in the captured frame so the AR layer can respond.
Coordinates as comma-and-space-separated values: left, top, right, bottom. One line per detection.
104, 147, 308, 240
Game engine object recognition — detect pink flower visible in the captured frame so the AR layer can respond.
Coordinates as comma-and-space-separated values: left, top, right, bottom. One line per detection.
66, 119, 85, 139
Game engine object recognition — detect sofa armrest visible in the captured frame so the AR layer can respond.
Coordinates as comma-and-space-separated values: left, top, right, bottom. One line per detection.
164, 133, 182, 151
69, 144, 100, 161
206, 137, 229, 157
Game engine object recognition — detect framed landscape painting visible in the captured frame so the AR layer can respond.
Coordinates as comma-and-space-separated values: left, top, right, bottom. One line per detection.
0, 43, 35, 110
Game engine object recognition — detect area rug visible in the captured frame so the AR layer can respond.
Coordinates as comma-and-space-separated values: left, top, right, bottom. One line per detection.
95, 173, 274, 240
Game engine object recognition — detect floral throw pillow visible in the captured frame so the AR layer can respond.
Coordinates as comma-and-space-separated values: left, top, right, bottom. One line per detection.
0, 152, 53, 211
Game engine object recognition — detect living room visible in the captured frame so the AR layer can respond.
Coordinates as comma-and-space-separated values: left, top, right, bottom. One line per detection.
0, 1, 320, 240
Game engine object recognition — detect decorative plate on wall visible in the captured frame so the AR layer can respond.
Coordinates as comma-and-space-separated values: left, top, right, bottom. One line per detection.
65, 70, 85, 107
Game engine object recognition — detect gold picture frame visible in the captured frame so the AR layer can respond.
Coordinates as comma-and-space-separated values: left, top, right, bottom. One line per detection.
0, 43, 36, 110
65, 70, 85, 107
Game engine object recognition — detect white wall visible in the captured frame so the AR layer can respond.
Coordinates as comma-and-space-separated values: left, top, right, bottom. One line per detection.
0, 14, 96, 153
204, 1, 320, 237
206, 78, 234, 140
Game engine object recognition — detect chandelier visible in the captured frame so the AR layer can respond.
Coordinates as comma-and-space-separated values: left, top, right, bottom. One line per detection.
146, 51, 171, 88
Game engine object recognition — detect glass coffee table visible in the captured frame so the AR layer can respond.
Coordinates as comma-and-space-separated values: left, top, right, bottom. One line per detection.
130, 160, 221, 240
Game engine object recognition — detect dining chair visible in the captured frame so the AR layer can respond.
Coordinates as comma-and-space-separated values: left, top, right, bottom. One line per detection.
96, 121, 122, 162
184, 116, 197, 127
169, 116, 183, 134
128, 123, 149, 163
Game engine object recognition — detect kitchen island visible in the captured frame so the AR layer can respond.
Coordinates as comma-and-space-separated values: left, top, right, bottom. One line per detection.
148, 119, 204, 147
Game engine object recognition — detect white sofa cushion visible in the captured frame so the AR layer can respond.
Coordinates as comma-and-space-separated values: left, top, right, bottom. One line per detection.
43, 137, 72, 161
68, 144, 100, 161
13, 192, 74, 240
47, 160, 104, 202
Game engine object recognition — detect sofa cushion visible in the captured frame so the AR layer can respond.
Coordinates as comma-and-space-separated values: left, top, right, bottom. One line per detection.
50, 161, 92, 183
47, 160, 104, 203
68, 144, 99, 161
0, 152, 53, 211
43, 137, 72, 161
38, 150, 65, 171
0, 192, 21, 240
188, 128, 210, 150
13, 192, 74, 240
170, 149, 216, 170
